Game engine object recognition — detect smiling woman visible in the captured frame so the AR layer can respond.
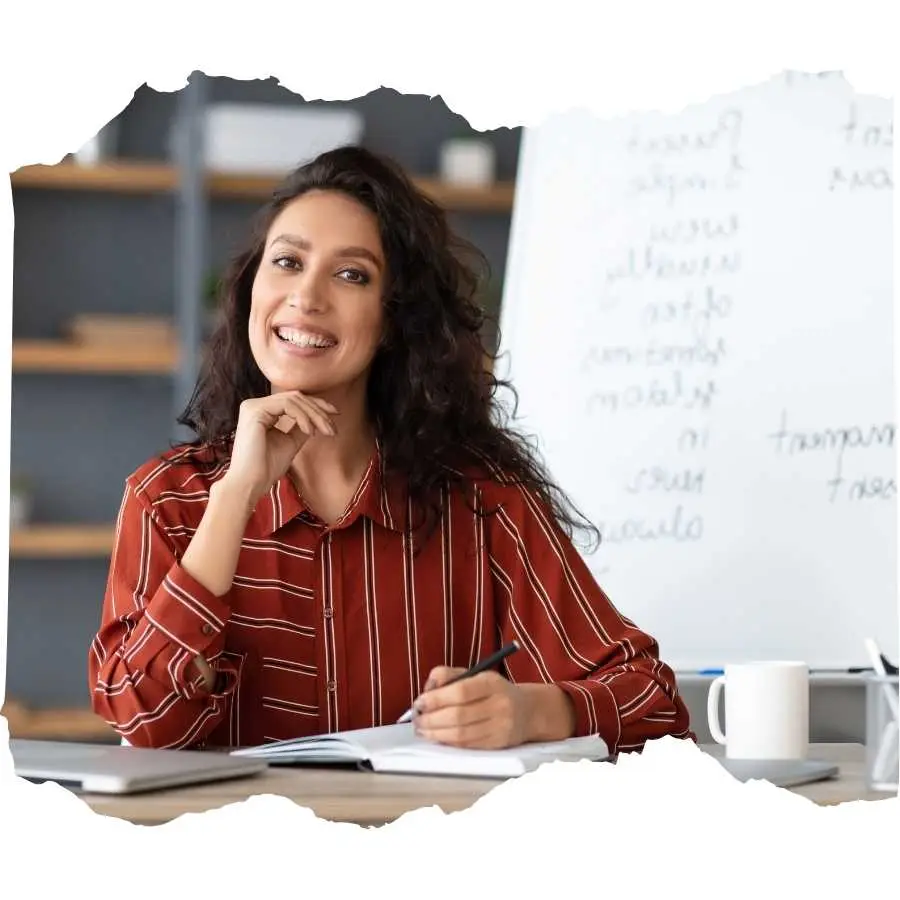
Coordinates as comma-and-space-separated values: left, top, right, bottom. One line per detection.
249, 192, 386, 402
87, 145, 694, 755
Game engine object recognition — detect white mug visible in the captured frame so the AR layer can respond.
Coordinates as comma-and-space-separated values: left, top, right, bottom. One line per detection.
707, 661, 809, 759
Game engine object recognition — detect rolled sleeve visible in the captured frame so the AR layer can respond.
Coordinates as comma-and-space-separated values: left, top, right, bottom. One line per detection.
484, 478, 694, 755
89, 478, 239, 748
143, 564, 232, 657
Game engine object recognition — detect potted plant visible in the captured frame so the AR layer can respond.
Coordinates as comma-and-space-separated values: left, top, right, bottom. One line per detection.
204, 269, 223, 337
10, 473, 33, 529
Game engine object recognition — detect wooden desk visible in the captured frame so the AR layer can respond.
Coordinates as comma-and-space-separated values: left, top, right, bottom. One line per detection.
701, 742, 893, 806
78, 742, 894, 827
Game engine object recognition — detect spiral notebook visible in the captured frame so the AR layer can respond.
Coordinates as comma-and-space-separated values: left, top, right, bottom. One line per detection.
230, 722, 610, 778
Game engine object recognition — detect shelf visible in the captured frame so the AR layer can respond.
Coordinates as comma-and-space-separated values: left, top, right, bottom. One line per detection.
12, 340, 178, 374
206, 170, 517, 210
11, 160, 516, 211
10, 524, 115, 557
3, 699, 117, 742
11, 160, 178, 194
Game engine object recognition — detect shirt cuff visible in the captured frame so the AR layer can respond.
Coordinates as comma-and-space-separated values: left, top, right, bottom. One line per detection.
181, 656, 240, 701
555, 678, 623, 753
143, 563, 232, 658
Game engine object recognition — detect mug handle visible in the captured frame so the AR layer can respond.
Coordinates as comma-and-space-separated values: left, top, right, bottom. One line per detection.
707, 675, 727, 745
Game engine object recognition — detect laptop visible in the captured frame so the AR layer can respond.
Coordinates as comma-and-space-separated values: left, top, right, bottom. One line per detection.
716, 756, 839, 788
9, 739, 268, 795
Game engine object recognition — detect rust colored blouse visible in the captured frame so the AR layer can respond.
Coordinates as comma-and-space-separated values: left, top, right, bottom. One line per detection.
89, 443, 693, 753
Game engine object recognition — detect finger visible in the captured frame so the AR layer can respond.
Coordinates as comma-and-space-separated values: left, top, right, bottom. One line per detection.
275, 393, 334, 436
416, 670, 500, 715
414, 693, 494, 733
422, 666, 466, 692
271, 420, 311, 457
305, 395, 340, 415
284, 397, 327, 436
291, 395, 337, 436
278, 403, 314, 436
273, 390, 339, 418
241, 395, 305, 430
280, 394, 338, 440
244, 391, 337, 433
418, 715, 511, 750
274, 414, 302, 435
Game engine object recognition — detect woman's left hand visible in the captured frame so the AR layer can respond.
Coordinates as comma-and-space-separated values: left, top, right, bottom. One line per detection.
411, 667, 533, 750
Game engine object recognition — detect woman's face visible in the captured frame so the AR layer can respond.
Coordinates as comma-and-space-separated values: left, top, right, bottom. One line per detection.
248, 189, 386, 401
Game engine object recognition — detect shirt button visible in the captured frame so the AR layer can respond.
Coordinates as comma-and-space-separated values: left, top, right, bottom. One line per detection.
324, 607, 333, 618
201, 623, 213, 635
327, 680, 337, 692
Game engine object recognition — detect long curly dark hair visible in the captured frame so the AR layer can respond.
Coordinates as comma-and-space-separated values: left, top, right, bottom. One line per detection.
178, 145, 599, 551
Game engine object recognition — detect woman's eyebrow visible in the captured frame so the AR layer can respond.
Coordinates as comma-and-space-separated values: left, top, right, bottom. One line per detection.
269, 233, 383, 271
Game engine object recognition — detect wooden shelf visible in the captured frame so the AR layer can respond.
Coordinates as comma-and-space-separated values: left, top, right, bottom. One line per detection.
3, 699, 116, 742
206, 170, 517, 210
12, 160, 516, 211
11, 160, 178, 194
12, 339, 178, 374
10, 524, 115, 557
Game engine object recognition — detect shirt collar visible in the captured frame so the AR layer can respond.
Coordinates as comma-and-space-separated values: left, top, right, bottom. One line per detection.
247, 440, 409, 538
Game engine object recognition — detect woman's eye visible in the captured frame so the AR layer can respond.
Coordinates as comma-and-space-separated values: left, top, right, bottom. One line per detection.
339, 268, 369, 285
274, 255, 299, 270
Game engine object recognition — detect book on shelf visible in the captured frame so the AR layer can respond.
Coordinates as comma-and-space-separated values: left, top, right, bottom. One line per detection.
66, 314, 176, 346
230, 722, 609, 778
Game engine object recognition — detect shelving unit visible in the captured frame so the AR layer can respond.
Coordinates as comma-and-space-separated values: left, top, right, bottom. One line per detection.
10, 524, 115, 558
2, 699, 116, 742
8, 76, 518, 741
11, 160, 516, 211
11, 160, 178, 194
12, 339, 178, 374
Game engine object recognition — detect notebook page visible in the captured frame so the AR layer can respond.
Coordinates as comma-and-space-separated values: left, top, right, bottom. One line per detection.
231, 722, 418, 758
377, 733, 609, 766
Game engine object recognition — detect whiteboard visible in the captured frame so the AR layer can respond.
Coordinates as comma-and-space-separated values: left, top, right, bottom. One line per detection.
497, 71, 896, 670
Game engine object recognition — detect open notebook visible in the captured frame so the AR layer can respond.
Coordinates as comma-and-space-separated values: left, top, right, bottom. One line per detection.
230, 722, 609, 778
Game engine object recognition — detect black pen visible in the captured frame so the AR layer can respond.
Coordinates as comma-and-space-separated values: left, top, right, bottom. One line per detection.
396, 640, 521, 724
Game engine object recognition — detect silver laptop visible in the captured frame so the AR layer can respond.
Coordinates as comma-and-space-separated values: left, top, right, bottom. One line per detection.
716, 757, 839, 788
10, 739, 268, 795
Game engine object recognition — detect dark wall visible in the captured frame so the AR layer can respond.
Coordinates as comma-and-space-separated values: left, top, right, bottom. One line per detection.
8, 77, 521, 708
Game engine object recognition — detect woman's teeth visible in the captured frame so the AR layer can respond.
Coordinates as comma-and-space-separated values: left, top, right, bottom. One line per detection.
275, 327, 336, 348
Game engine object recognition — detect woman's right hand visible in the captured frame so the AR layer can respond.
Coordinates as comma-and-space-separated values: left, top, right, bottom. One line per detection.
221, 390, 338, 510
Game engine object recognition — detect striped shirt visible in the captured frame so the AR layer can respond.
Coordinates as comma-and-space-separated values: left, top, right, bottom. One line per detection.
89, 443, 693, 753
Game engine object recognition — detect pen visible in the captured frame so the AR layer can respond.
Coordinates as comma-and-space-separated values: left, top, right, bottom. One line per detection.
692, 666, 893, 676
396, 640, 521, 724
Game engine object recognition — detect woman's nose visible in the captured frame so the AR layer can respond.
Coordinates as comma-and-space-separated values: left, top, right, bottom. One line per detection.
286, 277, 327, 314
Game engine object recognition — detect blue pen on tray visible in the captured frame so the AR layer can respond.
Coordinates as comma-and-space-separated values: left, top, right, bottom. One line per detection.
694, 664, 895, 676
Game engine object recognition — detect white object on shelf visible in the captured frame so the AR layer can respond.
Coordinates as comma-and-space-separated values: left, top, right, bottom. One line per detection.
73, 119, 120, 166
439, 138, 495, 186
200, 103, 365, 174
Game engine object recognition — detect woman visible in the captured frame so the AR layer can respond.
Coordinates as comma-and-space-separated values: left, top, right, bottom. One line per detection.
88, 145, 693, 754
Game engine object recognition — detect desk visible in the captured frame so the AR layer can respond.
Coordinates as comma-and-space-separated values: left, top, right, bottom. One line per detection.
79, 743, 894, 827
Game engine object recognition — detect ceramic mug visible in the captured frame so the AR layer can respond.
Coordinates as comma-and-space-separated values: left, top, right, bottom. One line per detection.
707, 661, 809, 759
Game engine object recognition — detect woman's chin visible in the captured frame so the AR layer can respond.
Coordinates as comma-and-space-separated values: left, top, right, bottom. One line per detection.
270, 378, 334, 397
